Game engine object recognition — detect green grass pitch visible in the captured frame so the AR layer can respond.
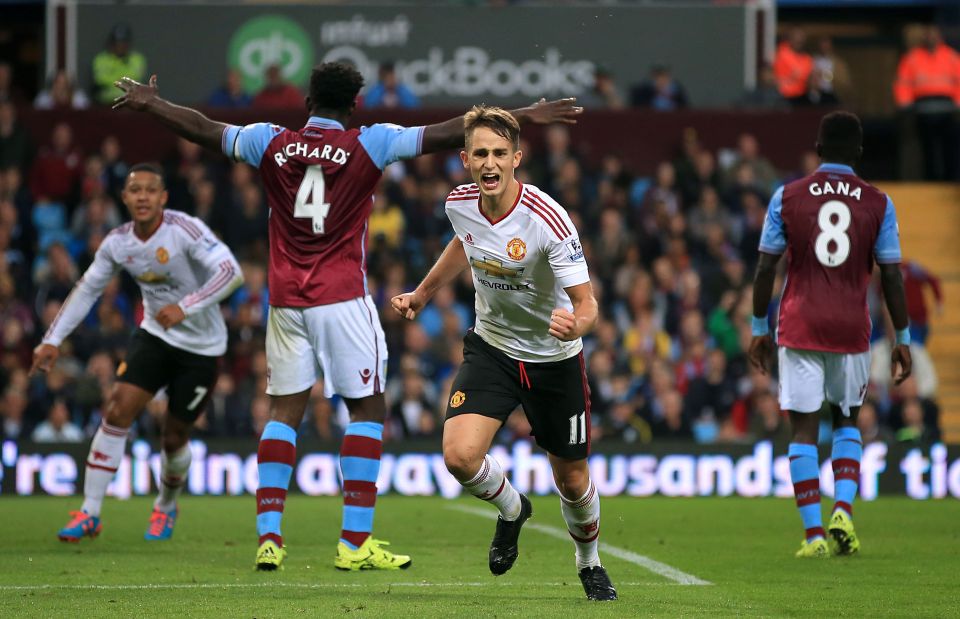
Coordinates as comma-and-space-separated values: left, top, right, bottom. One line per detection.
2, 495, 958, 617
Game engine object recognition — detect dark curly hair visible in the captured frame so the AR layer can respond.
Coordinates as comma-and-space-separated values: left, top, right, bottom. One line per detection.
817, 111, 862, 164
309, 62, 365, 113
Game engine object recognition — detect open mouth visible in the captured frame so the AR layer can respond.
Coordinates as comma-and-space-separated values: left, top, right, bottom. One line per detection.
480, 172, 500, 191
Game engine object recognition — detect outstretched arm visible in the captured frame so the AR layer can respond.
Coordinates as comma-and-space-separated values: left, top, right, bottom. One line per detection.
391, 236, 469, 320
113, 75, 229, 152
420, 98, 583, 154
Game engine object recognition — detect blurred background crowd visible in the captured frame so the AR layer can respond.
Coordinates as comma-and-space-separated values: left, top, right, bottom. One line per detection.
0, 6, 952, 447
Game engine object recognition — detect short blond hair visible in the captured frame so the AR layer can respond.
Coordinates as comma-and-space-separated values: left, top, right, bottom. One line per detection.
463, 105, 520, 150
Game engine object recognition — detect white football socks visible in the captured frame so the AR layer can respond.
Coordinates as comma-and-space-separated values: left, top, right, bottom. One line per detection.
80, 422, 129, 517
560, 480, 601, 569
463, 454, 522, 521
154, 444, 192, 513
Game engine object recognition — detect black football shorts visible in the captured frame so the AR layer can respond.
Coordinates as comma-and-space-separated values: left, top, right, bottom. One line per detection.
445, 330, 591, 460
117, 329, 218, 423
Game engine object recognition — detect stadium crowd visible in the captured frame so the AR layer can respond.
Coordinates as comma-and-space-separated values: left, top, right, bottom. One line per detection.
0, 95, 942, 448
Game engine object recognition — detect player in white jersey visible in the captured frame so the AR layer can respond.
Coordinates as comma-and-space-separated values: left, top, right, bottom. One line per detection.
30, 163, 244, 543
392, 107, 616, 602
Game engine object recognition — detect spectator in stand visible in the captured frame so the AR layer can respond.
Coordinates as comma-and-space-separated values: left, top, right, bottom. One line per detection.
580, 66, 625, 110
0, 61, 28, 106
252, 64, 303, 109
725, 133, 780, 196
29, 122, 83, 204
739, 63, 789, 110
99, 135, 128, 205
207, 68, 251, 108
773, 28, 814, 105
34, 70, 90, 110
0, 101, 33, 173
630, 65, 688, 110
901, 259, 943, 346
92, 23, 147, 106
31, 398, 84, 442
893, 25, 960, 180
2, 387, 28, 439
810, 37, 852, 106
363, 61, 419, 109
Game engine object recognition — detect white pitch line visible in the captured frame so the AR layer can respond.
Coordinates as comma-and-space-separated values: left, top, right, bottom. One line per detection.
447, 503, 712, 586
0, 581, 658, 592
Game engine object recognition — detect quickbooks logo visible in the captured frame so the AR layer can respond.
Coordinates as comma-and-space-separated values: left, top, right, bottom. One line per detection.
228, 15, 314, 93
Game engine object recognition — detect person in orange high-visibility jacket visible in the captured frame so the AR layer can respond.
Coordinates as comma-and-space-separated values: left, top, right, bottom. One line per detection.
894, 26, 960, 180
774, 29, 814, 105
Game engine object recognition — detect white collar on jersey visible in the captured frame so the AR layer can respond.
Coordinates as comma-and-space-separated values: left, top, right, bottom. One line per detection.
305, 116, 345, 130
817, 163, 856, 176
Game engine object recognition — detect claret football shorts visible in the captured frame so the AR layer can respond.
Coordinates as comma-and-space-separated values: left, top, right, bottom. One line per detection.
446, 330, 592, 460
265, 296, 388, 399
777, 347, 871, 416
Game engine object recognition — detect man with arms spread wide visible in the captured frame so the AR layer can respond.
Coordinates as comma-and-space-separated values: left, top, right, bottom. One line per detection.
112, 63, 581, 570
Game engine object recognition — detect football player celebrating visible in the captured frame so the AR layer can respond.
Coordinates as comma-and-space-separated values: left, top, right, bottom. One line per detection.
113, 63, 581, 570
749, 111, 912, 557
393, 107, 616, 601
33, 164, 243, 542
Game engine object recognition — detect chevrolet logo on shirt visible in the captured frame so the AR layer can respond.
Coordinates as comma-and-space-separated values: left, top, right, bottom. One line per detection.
470, 256, 524, 280
136, 270, 171, 284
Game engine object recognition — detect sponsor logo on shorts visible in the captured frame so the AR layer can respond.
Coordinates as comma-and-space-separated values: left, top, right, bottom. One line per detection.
156, 247, 169, 264
116, 361, 127, 377
506, 237, 526, 261
359, 368, 372, 385
450, 390, 466, 408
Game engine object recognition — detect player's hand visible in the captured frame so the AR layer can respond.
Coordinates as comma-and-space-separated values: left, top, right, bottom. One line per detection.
113, 74, 159, 111
391, 291, 426, 320
29, 343, 59, 377
156, 303, 186, 329
748, 335, 774, 374
549, 308, 579, 341
523, 97, 583, 125
891, 343, 912, 385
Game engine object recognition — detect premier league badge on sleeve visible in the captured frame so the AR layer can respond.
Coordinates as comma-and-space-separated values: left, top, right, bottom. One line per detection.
565, 238, 584, 262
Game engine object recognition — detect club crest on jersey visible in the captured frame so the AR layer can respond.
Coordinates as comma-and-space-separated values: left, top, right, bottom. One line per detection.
450, 391, 466, 408
506, 237, 526, 261
156, 247, 169, 264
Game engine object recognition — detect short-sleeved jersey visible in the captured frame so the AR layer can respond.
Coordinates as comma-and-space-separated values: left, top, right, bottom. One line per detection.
222, 117, 424, 307
44, 210, 243, 356
445, 182, 591, 362
759, 163, 902, 353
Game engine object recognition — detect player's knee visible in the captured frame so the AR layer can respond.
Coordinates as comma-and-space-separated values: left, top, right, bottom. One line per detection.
554, 465, 590, 499
103, 394, 137, 428
443, 447, 483, 481
162, 426, 189, 453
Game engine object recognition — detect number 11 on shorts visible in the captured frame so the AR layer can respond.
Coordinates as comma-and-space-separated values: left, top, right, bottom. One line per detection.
569, 411, 587, 445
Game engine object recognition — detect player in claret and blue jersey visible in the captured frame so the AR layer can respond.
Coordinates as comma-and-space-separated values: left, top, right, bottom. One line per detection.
112, 63, 581, 571
749, 111, 912, 558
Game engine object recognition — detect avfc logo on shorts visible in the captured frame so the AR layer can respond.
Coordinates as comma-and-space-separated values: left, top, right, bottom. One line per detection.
506, 237, 526, 261
450, 390, 466, 408
156, 247, 169, 264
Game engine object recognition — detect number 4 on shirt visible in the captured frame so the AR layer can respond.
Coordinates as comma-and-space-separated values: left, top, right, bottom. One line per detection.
294, 165, 331, 234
